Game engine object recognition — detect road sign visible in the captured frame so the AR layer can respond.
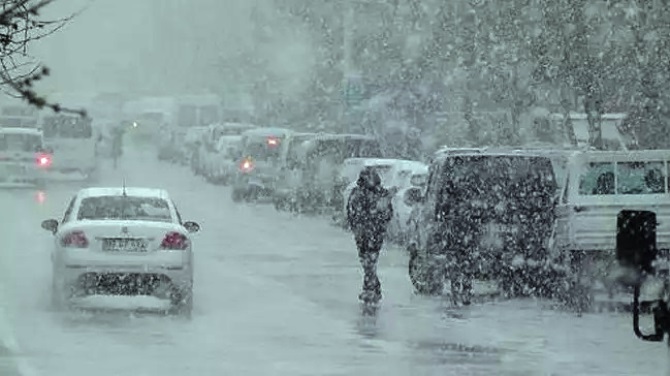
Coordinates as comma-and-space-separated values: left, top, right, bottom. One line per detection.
342, 75, 365, 107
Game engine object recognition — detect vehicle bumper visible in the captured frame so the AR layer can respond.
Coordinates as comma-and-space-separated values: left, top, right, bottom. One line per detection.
56, 249, 192, 297
234, 174, 277, 192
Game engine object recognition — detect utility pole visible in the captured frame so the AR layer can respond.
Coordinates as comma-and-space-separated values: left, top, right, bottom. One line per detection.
340, 0, 389, 133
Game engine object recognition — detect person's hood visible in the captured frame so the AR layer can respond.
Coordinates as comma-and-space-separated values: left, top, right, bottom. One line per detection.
357, 167, 381, 189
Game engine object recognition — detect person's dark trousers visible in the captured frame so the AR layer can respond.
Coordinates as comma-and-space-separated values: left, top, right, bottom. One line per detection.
356, 235, 383, 296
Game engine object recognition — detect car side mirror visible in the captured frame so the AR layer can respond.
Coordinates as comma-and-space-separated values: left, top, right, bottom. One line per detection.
183, 221, 200, 233
403, 187, 423, 207
41, 219, 58, 234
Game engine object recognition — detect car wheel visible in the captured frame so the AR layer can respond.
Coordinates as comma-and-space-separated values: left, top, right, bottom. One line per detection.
246, 187, 260, 202
560, 250, 595, 313
272, 197, 282, 211
50, 278, 70, 311
231, 189, 244, 203
169, 288, 193, 318
408, 248, 444, 296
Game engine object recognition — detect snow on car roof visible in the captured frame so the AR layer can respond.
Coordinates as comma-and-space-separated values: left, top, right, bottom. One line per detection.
0, 127, 42, 135
434, 148, 557, 164
344, 158, 398, 167
570, 149, 670, 163
312, 133, 376, 141
77, 187, 170, 200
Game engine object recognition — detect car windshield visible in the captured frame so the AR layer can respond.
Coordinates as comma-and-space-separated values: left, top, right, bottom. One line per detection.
77, 196, 172, 222
0, 133, 42, 152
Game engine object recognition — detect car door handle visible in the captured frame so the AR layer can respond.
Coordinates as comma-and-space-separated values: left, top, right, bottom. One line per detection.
573, 206, 587, 213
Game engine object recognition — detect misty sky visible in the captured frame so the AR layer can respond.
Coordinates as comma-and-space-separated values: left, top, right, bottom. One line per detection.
31, 0, 315, 104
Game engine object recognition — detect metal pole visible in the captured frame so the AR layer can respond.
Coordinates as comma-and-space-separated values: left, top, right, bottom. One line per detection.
342, 1, 354, 133
343, 1, 354, 78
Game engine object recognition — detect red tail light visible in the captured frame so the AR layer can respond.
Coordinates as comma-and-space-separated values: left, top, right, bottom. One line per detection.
37, 154, 51, 167
267, 137, 279, 147
240, 158, 254, 173
60, 231, 89, 248
160, 232, 189, 250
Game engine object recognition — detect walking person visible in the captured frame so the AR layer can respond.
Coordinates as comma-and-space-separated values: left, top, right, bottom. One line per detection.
111, 124, 124, 169
347, 167, 393, 303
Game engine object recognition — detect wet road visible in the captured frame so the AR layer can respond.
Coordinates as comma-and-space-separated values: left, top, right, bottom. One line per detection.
0, 147, 669, 375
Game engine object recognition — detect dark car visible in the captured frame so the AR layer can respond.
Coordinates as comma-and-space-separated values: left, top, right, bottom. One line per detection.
404, 149, 563, 303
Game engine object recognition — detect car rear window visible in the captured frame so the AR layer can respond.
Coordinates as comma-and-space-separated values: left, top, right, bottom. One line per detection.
307, 139, 383, 163
42, 116, 92, 139
243, 137, 283, 161
0, 133, 42, 152
439, 155, 557, 206
77, 196, 172, 222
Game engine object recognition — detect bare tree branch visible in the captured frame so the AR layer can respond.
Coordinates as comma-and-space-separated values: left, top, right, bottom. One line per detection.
0, 0, 84, 116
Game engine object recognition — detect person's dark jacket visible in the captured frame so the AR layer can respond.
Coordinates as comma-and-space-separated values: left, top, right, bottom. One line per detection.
347, 168, 393, 241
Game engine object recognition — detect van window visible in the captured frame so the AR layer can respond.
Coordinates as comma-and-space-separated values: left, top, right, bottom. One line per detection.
617, 161, 665, 194
0, 133, 42, 151
579, 162, 615, 195
579, 161, 667, 195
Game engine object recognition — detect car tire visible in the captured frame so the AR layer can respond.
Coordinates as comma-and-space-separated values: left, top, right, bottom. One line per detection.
50, 277, 69, 311
408, 248, 444, 296
231, 189, 244, 203
558, 250, 595, 313
169, 288, 193, 318
272, 198, 282, 211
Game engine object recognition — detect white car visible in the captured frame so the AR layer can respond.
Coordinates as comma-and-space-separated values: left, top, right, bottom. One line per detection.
41, 187, 200, 316
387, 164, 429, 244
204, 135, 242, 185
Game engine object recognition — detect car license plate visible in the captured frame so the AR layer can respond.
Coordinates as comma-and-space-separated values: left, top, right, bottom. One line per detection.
102, 238, 147, 252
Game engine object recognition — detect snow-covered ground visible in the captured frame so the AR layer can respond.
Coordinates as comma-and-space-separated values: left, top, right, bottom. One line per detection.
0, 145, 669, 375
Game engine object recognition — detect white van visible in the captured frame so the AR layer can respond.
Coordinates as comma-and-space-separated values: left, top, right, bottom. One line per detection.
41, 114, 97, 177
0, 127, 50, 187
553, 150, 670, 304
0, 105, 39, 128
